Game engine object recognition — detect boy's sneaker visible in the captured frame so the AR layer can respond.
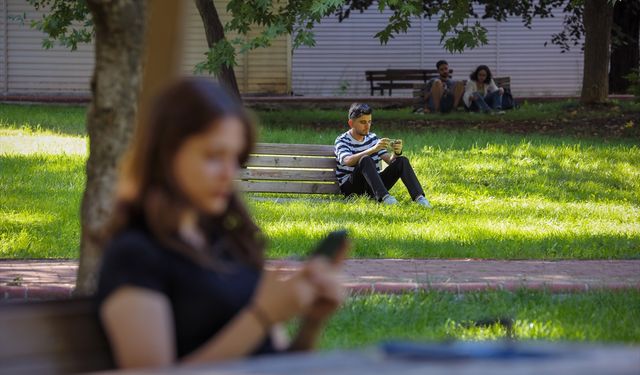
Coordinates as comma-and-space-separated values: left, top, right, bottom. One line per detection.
381, 195, 399, 205
415, 195, 432, 208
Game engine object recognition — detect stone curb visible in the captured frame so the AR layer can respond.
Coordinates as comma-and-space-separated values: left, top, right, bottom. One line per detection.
2, 281, 639, 302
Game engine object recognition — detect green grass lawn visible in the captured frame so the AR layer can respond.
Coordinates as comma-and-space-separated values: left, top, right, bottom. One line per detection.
257, 99, 640, 124
2, 104, 638, 349
319, 290, 640, 348
1, 103, 639, 259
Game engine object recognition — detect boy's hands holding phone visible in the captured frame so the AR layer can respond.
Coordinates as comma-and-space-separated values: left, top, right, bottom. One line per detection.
390, 139, 403, 155
373, 138, 391, 152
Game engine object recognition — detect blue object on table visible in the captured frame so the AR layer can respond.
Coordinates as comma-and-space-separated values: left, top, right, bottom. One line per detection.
381, 341, 562, 361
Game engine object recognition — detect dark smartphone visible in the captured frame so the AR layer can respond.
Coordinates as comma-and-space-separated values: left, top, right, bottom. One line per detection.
310, 229, 348, 260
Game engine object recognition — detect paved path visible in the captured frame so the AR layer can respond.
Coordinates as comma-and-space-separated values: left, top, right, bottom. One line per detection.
1, 259, 639, 301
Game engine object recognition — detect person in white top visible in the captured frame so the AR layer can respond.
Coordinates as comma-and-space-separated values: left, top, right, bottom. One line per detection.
463, 65, 504, 113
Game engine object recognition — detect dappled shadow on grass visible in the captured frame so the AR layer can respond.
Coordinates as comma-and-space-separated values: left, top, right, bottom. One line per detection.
266, 228, 640, 260
257, 126, 639, 205
2, 138, 638, 259
258, 101, 640, 140
0, 104, 87, 136
254, 196, 639, 260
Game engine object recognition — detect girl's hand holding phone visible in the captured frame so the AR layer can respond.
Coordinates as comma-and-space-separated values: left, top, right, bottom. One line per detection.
303, 230, 350, 323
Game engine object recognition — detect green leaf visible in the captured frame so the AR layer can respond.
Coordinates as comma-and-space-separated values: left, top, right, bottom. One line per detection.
194, 39, 238, 76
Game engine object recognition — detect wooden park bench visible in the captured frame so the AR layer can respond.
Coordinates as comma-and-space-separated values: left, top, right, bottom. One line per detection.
238, 143, 340, 195
0, 299, 114, 374
412, 76, 512, 112
365, 69, 454, 96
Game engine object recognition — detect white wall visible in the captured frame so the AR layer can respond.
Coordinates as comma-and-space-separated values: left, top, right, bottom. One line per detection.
0, 1, 589, 98
2, 0, 94, 96
292, 5, 585, 97
0, 0, 290, 97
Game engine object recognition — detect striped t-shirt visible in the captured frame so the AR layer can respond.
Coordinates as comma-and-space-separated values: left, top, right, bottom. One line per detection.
334, 131, 387, 185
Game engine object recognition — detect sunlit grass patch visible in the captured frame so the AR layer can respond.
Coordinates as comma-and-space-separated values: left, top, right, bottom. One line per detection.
0, 154, 85, 258
0, 104, 86, 136
0, 129, 88, 156
320, 290, 640, 349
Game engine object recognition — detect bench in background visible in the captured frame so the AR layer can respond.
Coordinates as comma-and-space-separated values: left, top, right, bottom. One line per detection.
364, 70, 390, 96
366, 69, 456, 96
0, 299, 114, 374
238, 143, 340, 195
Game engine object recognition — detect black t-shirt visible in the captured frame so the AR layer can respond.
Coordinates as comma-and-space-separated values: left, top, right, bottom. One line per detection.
96, 226, 277, 359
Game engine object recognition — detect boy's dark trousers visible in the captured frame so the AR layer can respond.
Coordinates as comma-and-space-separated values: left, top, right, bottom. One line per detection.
339, 155, 425, 201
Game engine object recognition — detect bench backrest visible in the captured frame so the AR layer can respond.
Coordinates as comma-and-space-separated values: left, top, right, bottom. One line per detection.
386, 69, 439, 82
238, 143, 340, 195
364, 70, 389, 82
0, 299, 114, 374
365, 69, 450, 82
493, 76, 511, 89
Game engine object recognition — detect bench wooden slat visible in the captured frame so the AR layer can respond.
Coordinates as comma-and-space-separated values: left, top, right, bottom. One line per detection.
239, 169, 336, 182
0, 299, 114, 374
379, 83, 422, 90
253, 143, 335, 157
246, 155, 336, 169
494, 77, 511, 89
386, 70, 438, 81
238, 181, 340, 194
366, 69, 453, 96
241, 143, 341, 195
365, 73, 390, 81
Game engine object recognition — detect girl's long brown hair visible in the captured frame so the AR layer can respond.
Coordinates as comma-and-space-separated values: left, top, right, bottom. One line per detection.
105, 78, 264, 269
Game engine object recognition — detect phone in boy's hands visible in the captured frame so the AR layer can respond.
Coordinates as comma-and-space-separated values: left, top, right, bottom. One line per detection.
386, 139, 400, 150
310, 229, 348, 262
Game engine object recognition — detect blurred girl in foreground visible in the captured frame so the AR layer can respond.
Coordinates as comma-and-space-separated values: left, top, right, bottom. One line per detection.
96, 78, 345, 369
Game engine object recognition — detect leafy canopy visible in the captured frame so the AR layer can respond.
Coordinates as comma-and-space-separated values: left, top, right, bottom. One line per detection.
27, 0, 617, 74
27, 0, 92, 51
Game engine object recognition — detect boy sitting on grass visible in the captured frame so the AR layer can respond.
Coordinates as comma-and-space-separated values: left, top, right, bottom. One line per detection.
334, 103, 432, 208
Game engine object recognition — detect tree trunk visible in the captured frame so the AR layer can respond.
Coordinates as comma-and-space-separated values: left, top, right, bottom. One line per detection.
194, 0, 241, 99
580, 0, 614, 104
75, 0, 146, 295
609, 0, 640, 94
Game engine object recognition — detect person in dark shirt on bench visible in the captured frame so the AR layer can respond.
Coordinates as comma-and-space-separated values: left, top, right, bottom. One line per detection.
97, 78, 346, 369
423, 60, 464, 113
334, 103, 432, 208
